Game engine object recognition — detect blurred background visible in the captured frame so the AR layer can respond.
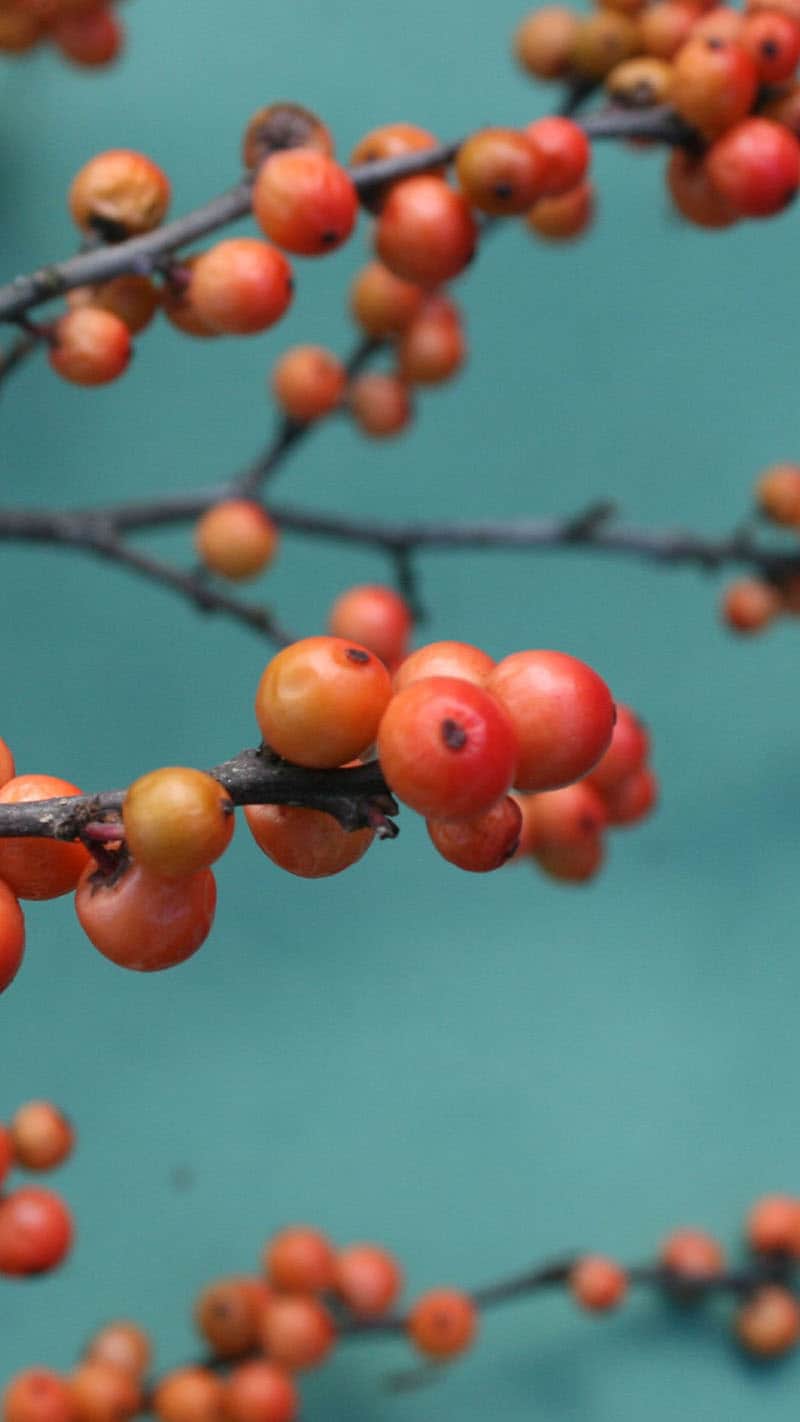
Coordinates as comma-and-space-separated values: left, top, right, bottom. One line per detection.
1, 1, 799, 1417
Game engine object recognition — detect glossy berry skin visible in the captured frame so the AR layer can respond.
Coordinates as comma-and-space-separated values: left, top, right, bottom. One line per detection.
68, 276, 160, 336
49, 309, 131, 387
570, 1256, 628, 1311
252, 151, 358, 256
350, 122, 440, 167
271, 346, 346, 422
255, 637, 393, 768
488, 650, 615, 793
69, 1362, 140, 1422
0, 1187, 73, 1275
525, 118, 591, 197
527, 181, 595, 241
602, 766, 659, 826
265, 1226, 336, 1293
190, 240, 293, 335
407, 1288, 478, 1360
0, 881, 25, 994
69, 150, 170, 238
328, 585, 413, 667
224, 1362, 298, 1422
377, 676, 519, 819
349, 373, 412, 438
671, 39, 758, 138
586, 704, 649, 795
570, 11, 640, 77
529, 782, 608, 850
194, 1277, 267, 1358
736, 1287, 800, 1356
456, 128, 546, 215
757, 463, 800, 524
746, 1195, 800, 1255
195, 501, 279, 582
536, 834, 605, 883
427, 796, 523, 872
393, 640, 495, 691
123, 767, 234, 879
741, 8, 800, 80
84, 1323, 152, 1379
162, 258, 219, 340
722, 578, 782, 633
11, 1102, 73, 1172
641, 3, 704, 59
375, 177, 477, 287
75, 861, 217, 972
349, 262, 423, 338
0, 1124, 13, 1188
0, 775, 90, 900
246, 803, 373, 879
666, 149, 738, 228
398, 297, 465, 385
334, 1244, 403, 1318
258, 1296, 336, 1371
242, 103, 334, 172
2, 1372, 74, 1422
53, 8, 123, 67
660, 1228, 724, 1280
153, 1369, 225, 1422
706, 118, 800, 216
514, 6, 580, 77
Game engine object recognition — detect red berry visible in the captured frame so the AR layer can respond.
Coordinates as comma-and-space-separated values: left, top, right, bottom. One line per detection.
53, 7, 123, 66
348, 373, 412, 438
536, 835, 605, 883
398, 296, 465, 385
527, 181, 595, 241
194, 1277, 267, 1358
407, 1288, 477, 1360
525, 118, 591, 197
586, 704, 650, 795
0, 880, 25, 993
49, 309, 131, 387
393, 640, 495, 691
69, 1362, 140, 1422
427, 795, 523, 871
514, 7, 581, 77
83, 1323, 152, 1379
746, 1195, 800, 1255
0, 1186, 73, 1275
255, 637, 393, 769
153, 1369, 225, 1422
757, 462, 800, 524
671, 38, 758, 138
252, 150, 358, 256
456, 127, 547, 215
328, 585, 413, 667
0, 775, 90, 900
224, 1362, 298, 1422
271, 346, 345, 422
334, 1244, 403, 1318
722, 578, 782, 632
660, 1227, 724, 1280
195, 501, 279, 582
75, 860, 216, 972
602, 766, 659, 826
245, 803, 373, 879
706, 117, 800, 216
3, 1372, 74, 1422
736, 1287, 800, 1356
530, 782, 608, 850
640, 3, 702, 59
570, 1255, 628, 1311
11, 1102, 73, 1172
349, 262, 423, 338
741, 7, 800, 80
375, 177, 477, 287
123, 768, 234, 879
258, 1296, 336, 1370
68, 276, 160, 335
264, 1226, 336, 1294
488, 650, 615, 793
666, 148, 738, 228
189, 239, 293, 335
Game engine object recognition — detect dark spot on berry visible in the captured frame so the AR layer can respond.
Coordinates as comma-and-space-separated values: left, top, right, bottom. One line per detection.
441, 718, 467, 750
706, 35, 725, 49
493, 182, 514, 200
321, 230, 340, 245
762, 38, 779, 56
503, 834, 521, 862
346, 647, 370, 664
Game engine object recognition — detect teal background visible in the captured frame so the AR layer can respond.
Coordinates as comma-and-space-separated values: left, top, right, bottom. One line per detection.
1, 2, 800, 1417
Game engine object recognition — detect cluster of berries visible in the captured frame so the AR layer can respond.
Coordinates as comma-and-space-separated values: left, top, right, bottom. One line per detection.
0, 1101, 74, 1278
722, 462, 800, 632
0, 0, 122, 66
516, 1, 800, 226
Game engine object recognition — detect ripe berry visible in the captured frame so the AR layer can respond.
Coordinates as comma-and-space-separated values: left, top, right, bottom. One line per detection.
601, 766, 659, 826
195, 501, 279, 582
83, 1323, 151, 1379
271, 346, 346, 422
0, 1187, 73, 1275
0, 11, 42, 51
741, 7, 800, 80
393, 640, 495, 691
640, 2, 703, 59
255, 637, 393, 768
245, 803, 374, 879
67, 276, 160, 336
350, 122, 441, 167
536, 835, 605, 882
53, 7, 123, 67
153, 1369, 225, 1422
570, 11, 640, 78
375, 176, 477, 287
122, 767, 234, 879
377, 676, 519, 819
252, 151, 358, 256
69, 150, 170, 238
527, 181, 595, 240
49, 309, 131, 387
334, 1244, 403, 1318
666, 148, 738, 227
2, 1373, 74, 1422
258, 1296, 336, 1370
427, 795, 523, 872
69, 1363, 140, 1422
488, 650, 615, 793
328, 584, 413, 667
722, 578, 782, 632
660, 1227, 724, 1280
706, 117, 800, 216
0, 775, 90, 900
670, 38, 758, 138
0, 881, 25, 993
736, 1287, 800, 1356
525, 117, 591, 197
530, 782, 608, 850
162, 258, 219, 340
75, 861, 217, 972
407, 1288, 477, 1360
398, 296, 465, 385
605, 56, 675, 107
693, 7, 744, 43
0, 738, 15, 788
11, 1102, 73, 1172
570, 1256, 628, 1311
0, 1125, 13, 1188
194, 1277, 267, 1357
189, 239, 293, 335
242, 103, 334, 172
265, 1226, 336, 1293
586, 704, 649, 795
348, 373, 412, 438
349, 262, 423, 338
746, 1195, 800, 1255
224, 1362, 298, 1422
757, 462, 800, 524
514, 6, 580, 77
456, 128, 547, 215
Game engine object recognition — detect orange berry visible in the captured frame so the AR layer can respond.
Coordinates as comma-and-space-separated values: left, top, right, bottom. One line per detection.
195, 1278, 267, 1358
334, 1244, 403, 1318
49, 309, 131, 387
605, 55, 674, 106
258, 1296, 335, 1370
393, 640, 495, 691
123, 767, 234, 879
242, 103, 334, 172
265, 1226, 336, 1294
52, 7, 122, 66
660, 1227, 724, 1280
375, 176, 477, 287
195, 501, 279, 582
350, 122, 440, 167
530, 782, 608, 851
666, 148, 738, 227
2, 1373, 74, 1422
83, 1324, 151, 1379
736, 1287, 800, 1356
348, 373, 412, 438
671, 38, 758, 138
224, 1362, 297, 1422
570, 11, 640, 78
0, 11, 42, 52
189, 239, 293, 336
252, 150, 358, 256
153, 1370, 225, 1422
245, 803, 373, 879
456, 127, 547, 215
69, 150, 170, 238
0, 738, 15, 788
11, 1102, 73, 1172
328, 584, 413, 667
601, 765, 659, 826
349, 262, 423, 338
692, 6, 744, 42
398, 296, 465, 385
722, 578, 782, 633
586, 703, 650, 795
67, 276, 160, 336
746, 1195, 800, 1255
0, 880, 25, 993
514, 6, 581, 77
488, 650, 615, 793
407, 1288, 477, 1360
162, 258, 220, 340
536, 834, 605, 882
271, 346, 346, 422
524, 117, 591, 197
0, 775, 90, 900
0, 1186, 73, 1275
69, 1364, 139, 1422
527, 181, 595, 240
640, 1, 701, 57
570, 1255, 628, 1311
427, 795, 523, 872
255, 637, 393, 769
757, 462, 800, 524
75, 860, 216, 972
